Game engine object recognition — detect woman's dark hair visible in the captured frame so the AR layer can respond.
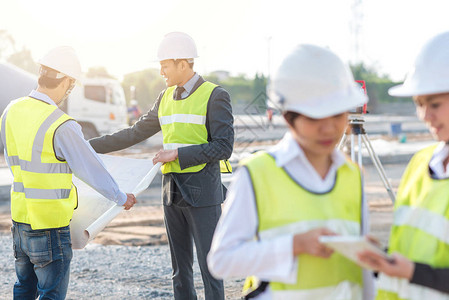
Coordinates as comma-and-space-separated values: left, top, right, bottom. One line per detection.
283, 111, 301, 126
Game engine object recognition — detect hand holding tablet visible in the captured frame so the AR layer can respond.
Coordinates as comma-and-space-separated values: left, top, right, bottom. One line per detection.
318, 235, 394, 270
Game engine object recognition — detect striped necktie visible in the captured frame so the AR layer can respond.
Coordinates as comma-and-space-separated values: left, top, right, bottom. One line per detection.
174, 86, 185, 100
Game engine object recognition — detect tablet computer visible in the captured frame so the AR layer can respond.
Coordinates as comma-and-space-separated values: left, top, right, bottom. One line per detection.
319, 236, 393, 270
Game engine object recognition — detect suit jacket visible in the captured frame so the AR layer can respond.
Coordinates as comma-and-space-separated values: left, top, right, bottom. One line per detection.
89, 76, 234, 207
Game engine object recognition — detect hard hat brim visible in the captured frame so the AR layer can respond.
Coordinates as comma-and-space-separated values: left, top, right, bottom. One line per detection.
154, 56, 198, 63
389, 83, 449, 97
282, 84, 368, 119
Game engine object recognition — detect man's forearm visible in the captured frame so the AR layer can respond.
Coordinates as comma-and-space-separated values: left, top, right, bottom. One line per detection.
90, 107, 161, 153
411, 263, 449, 293
89, 127, 148, 153
178, 139, 233, 169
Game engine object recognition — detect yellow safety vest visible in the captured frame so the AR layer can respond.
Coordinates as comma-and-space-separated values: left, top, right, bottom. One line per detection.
242, 152, 363, 299
0, 97, 78, 230
376, 144, 449, 300
158, 81, 232, 174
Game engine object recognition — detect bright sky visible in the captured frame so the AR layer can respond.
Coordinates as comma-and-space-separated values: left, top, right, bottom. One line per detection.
0, 0, 448, 81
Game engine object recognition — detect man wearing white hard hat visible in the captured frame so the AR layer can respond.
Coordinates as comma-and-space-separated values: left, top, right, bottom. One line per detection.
1, 46, 136, 299
358, 32, 449, 299
90, 32, 233, 299
208, 44, 375, 299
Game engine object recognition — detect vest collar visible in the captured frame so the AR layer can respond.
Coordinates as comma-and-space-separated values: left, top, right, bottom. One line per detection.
429, 141, 449, 178
271, 132, 347, 169
29, 90, 57, 107
177, 72, 199, 96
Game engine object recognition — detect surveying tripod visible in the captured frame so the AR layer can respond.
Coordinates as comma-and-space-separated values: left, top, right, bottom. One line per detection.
338, 115, 396, 203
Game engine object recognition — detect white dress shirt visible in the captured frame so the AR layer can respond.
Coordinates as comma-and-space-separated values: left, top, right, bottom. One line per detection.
26, 90, 127, 205
429, 142, 449, 179
208, 132, 373, 299
178, 73, 199, 99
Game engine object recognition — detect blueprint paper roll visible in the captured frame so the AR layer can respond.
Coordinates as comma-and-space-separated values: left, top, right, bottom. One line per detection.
132, 162, 162, 195
70, 155, 160, 249
83, 162, 162, 243
84, 205, 124, 242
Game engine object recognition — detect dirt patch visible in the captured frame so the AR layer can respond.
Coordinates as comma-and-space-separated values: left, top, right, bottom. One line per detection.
93, 206, 168, 246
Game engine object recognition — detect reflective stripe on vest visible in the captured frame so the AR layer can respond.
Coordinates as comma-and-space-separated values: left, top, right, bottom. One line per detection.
259, 219, 360, 240
158, 81, 215, 174
6, 155, 71, 173
394, 206, 449, 244
1, 97, 78, 230
376, 144, 449, 300
13, 182, 71, 199
242, 152, 363, 298
159, 114, 206, 126
163, 142, 232, 173
268, 281, 362, 300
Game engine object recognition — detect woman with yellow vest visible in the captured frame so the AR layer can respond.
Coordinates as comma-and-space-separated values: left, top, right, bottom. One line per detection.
207, 44, 374, 299
358, 32, 449, 299
1, 46, 136, 300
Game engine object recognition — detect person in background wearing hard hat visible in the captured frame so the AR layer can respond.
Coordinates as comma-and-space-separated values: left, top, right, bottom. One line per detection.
358, 32, 449, 299
207, 44, 375, 300
127, 99, 142, 125
0, 46, 137, 300
89, 32, 233, 300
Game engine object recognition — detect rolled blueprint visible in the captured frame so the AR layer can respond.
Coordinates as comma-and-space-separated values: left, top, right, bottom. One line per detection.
70, 154, 161, 249
83, 162, 162, 243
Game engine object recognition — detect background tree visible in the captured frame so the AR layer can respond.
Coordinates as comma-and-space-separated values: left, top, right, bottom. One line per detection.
122, 68, 165, 111
204, 73, 254, 114
350, 63, 411, 113
252, 73, 268, 111
7, 47, 38, 75
0, 30, 15, 60
86, 66, 116, 79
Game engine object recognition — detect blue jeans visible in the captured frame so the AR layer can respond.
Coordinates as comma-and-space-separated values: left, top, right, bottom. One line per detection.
11, 221, 73, 300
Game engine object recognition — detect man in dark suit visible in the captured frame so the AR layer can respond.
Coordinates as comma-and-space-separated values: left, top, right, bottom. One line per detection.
89, 32, 234, 300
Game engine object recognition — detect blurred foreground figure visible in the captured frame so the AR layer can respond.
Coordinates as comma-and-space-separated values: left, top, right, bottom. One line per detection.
358, 32, 449, 299
208, 44, 375, 300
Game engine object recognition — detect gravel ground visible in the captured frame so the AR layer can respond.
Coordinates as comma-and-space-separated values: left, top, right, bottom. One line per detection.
0, 233, 244, 299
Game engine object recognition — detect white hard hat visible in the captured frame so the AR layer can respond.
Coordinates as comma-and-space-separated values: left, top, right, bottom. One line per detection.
269, 44, 367, 119
389, 31, 449, 97
38, 46, 82, 82
157, 32, 198, 62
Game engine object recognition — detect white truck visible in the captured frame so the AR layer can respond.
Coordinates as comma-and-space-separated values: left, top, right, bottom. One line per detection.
60, 77, 129, 139
0, 63, 129, 142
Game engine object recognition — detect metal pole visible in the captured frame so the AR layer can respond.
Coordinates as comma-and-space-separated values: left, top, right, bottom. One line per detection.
357, 133, 363, 168
338, 133, 347, 150
350, 133, 355, 162
338, 118, 396, 204
361, 134, 396, 203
